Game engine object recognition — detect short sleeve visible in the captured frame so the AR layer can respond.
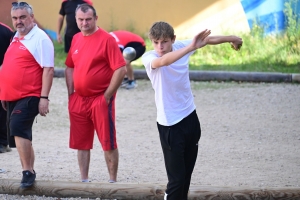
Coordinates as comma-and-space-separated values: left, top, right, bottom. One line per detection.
105, 37, 126, 70
59, 2, 66, 16
38, 38, 54, 68
142, 51, 158, 77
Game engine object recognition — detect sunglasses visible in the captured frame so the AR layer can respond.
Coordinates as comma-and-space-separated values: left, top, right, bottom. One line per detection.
12, 2, 30, 7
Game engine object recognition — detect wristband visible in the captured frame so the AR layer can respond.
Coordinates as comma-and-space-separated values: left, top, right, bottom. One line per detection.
40, 96, 49, 101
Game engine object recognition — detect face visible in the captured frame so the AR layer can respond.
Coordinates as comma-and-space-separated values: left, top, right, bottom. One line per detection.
75, 8, 98, 35
151, 36, 176, 57
11, 8, 34, 36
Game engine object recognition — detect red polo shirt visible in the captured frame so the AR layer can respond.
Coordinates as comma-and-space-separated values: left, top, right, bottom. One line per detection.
65, 28, 126, 97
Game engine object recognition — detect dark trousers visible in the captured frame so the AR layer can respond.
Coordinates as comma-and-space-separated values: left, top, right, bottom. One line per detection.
157, 110, 201, 200
0, 105, 8, 146
64, 34, 73, 53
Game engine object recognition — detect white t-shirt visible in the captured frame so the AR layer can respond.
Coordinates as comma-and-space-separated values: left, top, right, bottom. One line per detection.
142, 40, 196, 126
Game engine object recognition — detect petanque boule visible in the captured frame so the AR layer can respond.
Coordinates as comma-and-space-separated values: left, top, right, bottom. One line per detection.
123, 47, 136, 61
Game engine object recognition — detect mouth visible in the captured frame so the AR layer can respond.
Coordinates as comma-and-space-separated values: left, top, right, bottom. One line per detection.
158, 51, 165, 56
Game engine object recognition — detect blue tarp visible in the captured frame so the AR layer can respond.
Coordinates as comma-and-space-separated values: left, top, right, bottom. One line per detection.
240, 0, 299, 34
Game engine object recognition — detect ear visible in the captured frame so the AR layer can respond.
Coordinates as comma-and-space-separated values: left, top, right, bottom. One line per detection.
30, 14, 35, 21
172, 35, 176, 43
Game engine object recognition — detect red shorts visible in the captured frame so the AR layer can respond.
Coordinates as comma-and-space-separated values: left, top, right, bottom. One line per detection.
68, 92, 117, 151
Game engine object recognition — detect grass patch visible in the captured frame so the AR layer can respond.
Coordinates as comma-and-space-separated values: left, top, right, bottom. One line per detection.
54, 42, 67, 68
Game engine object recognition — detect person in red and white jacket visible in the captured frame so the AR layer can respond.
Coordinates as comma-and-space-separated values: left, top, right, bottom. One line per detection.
0, 2, 54, 188
110, 30, 146, 89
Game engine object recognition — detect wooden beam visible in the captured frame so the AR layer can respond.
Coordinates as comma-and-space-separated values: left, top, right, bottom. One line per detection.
1, 179, 300, 199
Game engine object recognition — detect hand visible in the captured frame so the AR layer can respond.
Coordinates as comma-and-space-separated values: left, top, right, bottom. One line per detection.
39, 98, 49, 117
230, 36, 243, 51
103, 95, 111, 105
191, 29, 211, 50
57, 34, 62, 44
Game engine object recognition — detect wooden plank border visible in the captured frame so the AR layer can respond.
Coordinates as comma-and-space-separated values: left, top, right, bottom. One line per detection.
1, 179, 300, 199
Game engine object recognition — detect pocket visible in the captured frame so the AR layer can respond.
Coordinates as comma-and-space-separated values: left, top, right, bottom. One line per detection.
102, 95, 114, 107
68, 93, 77, 111
158, 125, 171, 150
26, 97, 39, 116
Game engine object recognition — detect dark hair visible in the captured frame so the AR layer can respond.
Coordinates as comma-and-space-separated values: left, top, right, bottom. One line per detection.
148, 21, 175, 40
75, 3, 96, 17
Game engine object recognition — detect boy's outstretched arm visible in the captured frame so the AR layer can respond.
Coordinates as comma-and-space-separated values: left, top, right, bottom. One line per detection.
152, 29, 211, 69
205, 35, 243, 50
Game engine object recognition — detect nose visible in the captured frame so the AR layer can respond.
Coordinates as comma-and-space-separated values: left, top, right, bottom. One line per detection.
16, 18, 22, 24
158, 43, 163, 49
82, 20, 88, 25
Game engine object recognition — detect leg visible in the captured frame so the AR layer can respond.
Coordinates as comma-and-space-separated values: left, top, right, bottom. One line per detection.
64, 34, 72, 53
125, 61, 134, 80
158, 110, 201, 200
7, 97, 39, 188
157, 124, 186, 200
15, 136, 34, 173
182, 111, 201, 200
31, 146, 35, 170
78, 150, 90, 181
92, 94, 118, 182
8, 97, 39, 171
68, 93, 94, 181
104, 149, 119, 182
125, 62, 137, 89
15, 136, 36, 189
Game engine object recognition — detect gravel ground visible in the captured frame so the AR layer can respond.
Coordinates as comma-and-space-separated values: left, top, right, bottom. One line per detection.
0, 78, 299, 199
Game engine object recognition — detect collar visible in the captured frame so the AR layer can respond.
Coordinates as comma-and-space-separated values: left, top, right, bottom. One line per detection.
14, 24, 38, 41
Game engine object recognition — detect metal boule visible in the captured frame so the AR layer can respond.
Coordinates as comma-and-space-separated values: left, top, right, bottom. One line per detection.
123, 47, 136, 61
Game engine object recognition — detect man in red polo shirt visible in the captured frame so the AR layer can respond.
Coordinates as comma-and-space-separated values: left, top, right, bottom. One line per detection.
0, 2, 54, 188
65, 4, 126, 183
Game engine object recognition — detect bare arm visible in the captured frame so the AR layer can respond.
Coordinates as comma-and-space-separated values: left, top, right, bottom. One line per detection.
206, 35, 243, 50
151, 29, 211, 69
152, 44, 195, 69
39, 67, 54, 116
104, 66, 127, 104
57, 15, 64, 43
65, 67, 74, 96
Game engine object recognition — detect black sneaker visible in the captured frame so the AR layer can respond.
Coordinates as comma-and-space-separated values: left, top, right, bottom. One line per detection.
20, 170, 36, 188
